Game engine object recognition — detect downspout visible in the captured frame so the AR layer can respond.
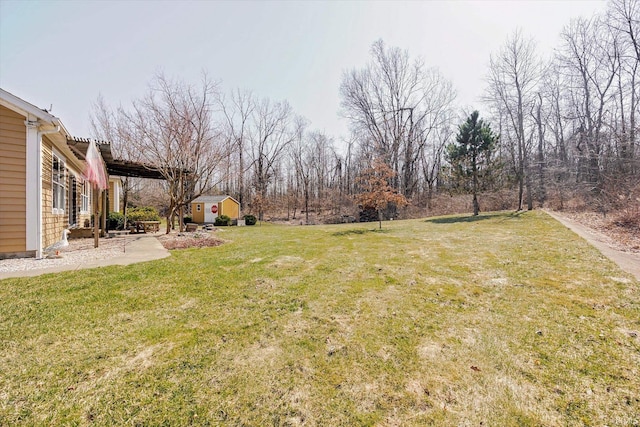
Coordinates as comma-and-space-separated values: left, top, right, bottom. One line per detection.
35, 124, 61, 259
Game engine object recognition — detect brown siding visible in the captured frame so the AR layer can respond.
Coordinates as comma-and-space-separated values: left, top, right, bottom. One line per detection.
192, 203, 204, 223
0, 105, 27, 254
41, 137, 68, 249
109, 181, 114, 213
221, 198, 239, 220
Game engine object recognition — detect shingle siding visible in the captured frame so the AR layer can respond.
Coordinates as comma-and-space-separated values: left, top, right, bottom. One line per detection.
0, 105, 27, 254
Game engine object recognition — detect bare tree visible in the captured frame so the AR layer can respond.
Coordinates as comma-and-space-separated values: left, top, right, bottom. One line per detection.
248, 97, 297, 220
218, 88, 254, 211
90, 95, 145, 223
607, 0, 639, 173
341, 39, 456, 198
291, 124, 314, 224
486, 29, 542, 211
123, 73, 226, 233
557, 16, 619, 187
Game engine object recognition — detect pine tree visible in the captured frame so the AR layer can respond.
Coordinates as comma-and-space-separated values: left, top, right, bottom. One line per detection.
447, 111, 498, 216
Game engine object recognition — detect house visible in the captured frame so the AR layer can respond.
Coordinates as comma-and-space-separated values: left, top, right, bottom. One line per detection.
0, 89, 102, 259
191, 195, 240, 223
0, 88, 163, 259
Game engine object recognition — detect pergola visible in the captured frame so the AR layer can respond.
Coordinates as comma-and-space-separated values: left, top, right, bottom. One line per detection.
66, 137, 166, 247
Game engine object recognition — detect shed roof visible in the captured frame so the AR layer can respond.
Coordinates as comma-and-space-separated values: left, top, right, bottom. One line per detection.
192, 195, 239, 204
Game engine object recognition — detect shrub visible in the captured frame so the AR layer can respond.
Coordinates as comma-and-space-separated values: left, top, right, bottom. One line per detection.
184, 216, 193, 224
243, 214, 257, 226
127, 206, 160, 223
214, 215, 232, 226
107, 212, 125, 230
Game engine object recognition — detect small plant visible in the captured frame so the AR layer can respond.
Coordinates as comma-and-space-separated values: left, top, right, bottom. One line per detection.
183, 215, 193, 224
243, 214, 257, 226
214, 215, 232, 226
107, 212, 125, 230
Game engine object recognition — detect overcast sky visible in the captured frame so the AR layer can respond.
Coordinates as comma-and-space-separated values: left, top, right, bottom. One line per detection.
0, 0, 606, 142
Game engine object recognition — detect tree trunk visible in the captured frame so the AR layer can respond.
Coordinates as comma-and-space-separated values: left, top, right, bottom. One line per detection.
536, 98, 546, 207
304, 186, 309, 225
472, 193, 479, 216
472, 152, 480, 216
518, 176, 524, 211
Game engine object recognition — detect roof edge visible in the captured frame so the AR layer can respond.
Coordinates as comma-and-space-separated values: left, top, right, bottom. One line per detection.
0, 88, 60, 124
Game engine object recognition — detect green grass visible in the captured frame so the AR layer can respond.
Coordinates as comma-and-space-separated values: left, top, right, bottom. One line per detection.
1, 211, 639, 426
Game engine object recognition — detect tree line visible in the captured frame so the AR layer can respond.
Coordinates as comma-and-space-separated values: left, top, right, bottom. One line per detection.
92, 0, 638, 231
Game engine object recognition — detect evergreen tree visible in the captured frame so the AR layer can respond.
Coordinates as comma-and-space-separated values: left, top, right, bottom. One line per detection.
447, 111, 498, 216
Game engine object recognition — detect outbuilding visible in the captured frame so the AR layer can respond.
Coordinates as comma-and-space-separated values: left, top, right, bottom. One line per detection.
191, 195, 240, 224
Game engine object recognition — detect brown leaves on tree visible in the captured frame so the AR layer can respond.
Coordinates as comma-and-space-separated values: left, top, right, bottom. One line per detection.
355, 159, 408, 228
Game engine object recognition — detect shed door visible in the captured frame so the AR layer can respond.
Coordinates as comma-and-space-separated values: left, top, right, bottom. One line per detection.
204, 203, 218, 223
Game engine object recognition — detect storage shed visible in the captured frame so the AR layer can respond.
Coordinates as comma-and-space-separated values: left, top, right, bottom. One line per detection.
191, 195, 240, 224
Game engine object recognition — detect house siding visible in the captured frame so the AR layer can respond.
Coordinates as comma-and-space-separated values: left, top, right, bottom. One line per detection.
0, 105, 27, 255
42, 137, 68, 249
109, 181, 115, 213
108, 179, 121, 213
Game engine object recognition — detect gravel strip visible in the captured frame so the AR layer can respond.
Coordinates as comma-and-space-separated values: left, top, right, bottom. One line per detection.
0, 238, 130, 273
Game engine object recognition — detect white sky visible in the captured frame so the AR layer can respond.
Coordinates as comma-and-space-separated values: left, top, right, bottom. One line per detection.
0, 0, 606, 142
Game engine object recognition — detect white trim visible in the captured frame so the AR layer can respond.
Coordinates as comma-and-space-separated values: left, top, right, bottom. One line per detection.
112, 179, 121, 213
80, 180, 90, 214
0, 89, 74, 145
0, 89, 58, 124
192, 195, 240, 205
25, 117, 41, 256
51, 149, 66, 215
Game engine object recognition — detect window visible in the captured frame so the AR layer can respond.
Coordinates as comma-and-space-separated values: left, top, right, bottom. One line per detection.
52, 153, 66, 214
81, 180, 90, 213
196, 204, 201, 212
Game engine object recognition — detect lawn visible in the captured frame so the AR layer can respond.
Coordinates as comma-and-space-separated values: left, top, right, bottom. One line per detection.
1, 211, 638, 426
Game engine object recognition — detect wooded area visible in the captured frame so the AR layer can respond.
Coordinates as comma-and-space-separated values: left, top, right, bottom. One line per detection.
92, 0, 638, 228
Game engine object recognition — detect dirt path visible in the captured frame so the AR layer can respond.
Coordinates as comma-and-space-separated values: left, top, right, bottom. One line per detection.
544, 210, 640, 282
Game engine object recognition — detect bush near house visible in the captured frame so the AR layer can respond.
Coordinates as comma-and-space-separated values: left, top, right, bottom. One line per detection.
214, 214, 232, 226
243, 214, 257, 226
127, 206, 161, 224
106, 212, 125, 230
